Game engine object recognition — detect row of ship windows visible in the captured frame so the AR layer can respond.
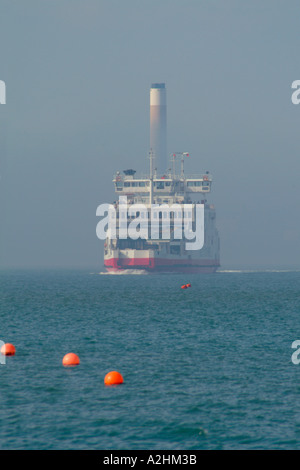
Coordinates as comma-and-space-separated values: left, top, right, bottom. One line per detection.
116, 181, 210, 188
123, 181, 148, 187
187, 181, 210, 187
112, 211, 193, 219
119, 182, 172, 188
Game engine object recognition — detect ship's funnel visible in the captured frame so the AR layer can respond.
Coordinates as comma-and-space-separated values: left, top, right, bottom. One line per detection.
150, 83, 167, 174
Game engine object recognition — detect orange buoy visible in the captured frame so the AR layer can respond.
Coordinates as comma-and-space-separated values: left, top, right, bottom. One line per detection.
186, 283, 191, 287
181, 284, 188, 289
104, 371, 124, 386
62, 352, 80, 366
1, 343, 16, 356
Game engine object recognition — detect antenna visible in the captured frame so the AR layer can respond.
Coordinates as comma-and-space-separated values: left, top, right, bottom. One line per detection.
171, 152, 190, 178
149, 149, 154, 204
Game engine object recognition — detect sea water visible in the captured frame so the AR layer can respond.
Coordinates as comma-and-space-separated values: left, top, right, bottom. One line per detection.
0, 268, 300, 450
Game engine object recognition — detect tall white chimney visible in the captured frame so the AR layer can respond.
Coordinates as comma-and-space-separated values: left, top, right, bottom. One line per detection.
150, 83, 167, 174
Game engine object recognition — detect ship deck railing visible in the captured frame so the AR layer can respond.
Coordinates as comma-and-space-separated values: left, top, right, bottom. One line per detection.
114, 173, 212, 181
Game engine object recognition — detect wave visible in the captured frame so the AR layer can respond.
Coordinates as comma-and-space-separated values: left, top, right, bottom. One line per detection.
98, 269, 149, 275
218, 269, 300, 273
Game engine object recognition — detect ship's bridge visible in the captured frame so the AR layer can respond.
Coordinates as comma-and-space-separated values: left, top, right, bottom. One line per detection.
113, 170, 212, 196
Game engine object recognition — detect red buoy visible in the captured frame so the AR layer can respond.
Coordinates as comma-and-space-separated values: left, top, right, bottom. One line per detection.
181, 284, 188, 289
104, 371, 124, 385
1, 343, 16, 356
62, 353, 80, 366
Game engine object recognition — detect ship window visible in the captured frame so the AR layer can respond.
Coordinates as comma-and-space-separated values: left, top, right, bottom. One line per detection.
124, 182, 130, 187
139, 182, 146, 187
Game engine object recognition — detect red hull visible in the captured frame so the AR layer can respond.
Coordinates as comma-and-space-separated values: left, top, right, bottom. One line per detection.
104, 257, 220, 273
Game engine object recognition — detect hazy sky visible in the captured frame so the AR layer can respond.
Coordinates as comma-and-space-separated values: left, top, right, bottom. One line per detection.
0, 0, 300, 269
